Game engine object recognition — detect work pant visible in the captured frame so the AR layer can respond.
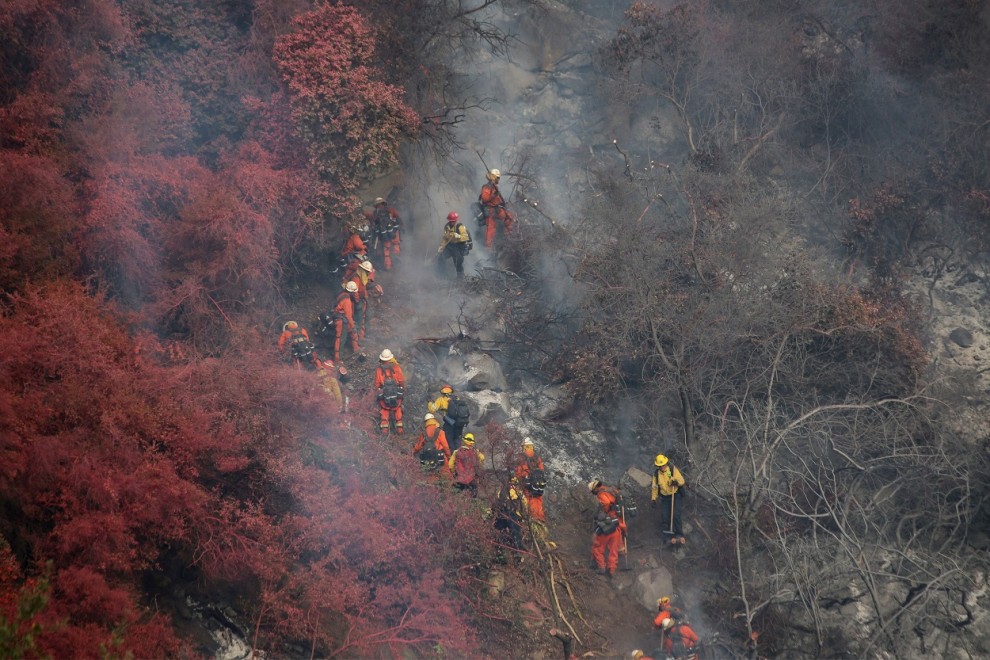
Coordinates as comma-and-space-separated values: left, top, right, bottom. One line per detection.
659, 492, 684, 536
495, 513, 523, 551
378, 236, 398, 270
353, 299, 367, 339
527, 493, 545, 523
444, 421, 465, 452
591, 527, 623, 573
482, 206, 513, 248
333, 319, 359, 362
453, 480, 478, 498
442, 243, 466, 278
379, 400, 403, 434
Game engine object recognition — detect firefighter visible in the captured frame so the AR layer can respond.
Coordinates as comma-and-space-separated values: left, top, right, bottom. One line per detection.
650, 454, 686, 545
478, 168, 514, 249
449, 433, 485, 497
514, 437, 546, 523
660, 617, 700, 660
429, 384, 470, 452
371, 197, 401, 271
374, 349, 405, 434
412, 413, 450, 474
437, 211, 472, 279
654, 595, 685, 629
341, 223, 369, 262
345, 259, 378, 339
277, 321, 317, 367
494, 478, 526, 554
316, 359, 344, 412
588, 479, 626, 578
331, 281, 361, 362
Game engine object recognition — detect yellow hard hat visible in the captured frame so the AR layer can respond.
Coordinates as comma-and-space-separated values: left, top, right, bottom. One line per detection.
631, 652, 645, 660
463, 433, 475, 446
655, 454, 669, 467
659, 596, 670, 607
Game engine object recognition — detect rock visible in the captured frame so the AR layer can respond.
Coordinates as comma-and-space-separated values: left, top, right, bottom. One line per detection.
949, 328, 975, 348
464, 353, 509, 391
631, 567, 674, 612
625, 466, 653, 490
487, 568, 506, 598
464, 391, 516, 425
437, 351, 508, 391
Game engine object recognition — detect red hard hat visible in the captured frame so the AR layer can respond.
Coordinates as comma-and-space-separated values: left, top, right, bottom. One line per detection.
447, 211, 459, 221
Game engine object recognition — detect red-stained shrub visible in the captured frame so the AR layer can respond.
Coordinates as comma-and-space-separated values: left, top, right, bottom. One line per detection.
273, 3, 419, 216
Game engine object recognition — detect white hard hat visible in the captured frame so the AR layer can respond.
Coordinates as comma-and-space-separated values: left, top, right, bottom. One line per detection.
588, 479, 601, 492
490, 168, 500, 178
379, 349, 393, 361
424, 413, 436, 421
522, 437, 534, 447
359, 261, 374, 272
344, 281, 358, 293
373, 197, 386, 205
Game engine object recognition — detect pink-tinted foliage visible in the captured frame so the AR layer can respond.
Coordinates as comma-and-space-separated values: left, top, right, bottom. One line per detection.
0, 151, 78, 293
273, 3, 419, 216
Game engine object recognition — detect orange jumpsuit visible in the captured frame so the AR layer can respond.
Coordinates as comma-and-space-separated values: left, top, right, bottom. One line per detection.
515, 451, 546, 522
342, 232, 367, 258
412, 420, 451, 480
374, 360, 405, 433
479, 181, 513, 248
663, 622, 700, 658
332, 291, 359, 361
591, 486, 626, 575
345, 271, 370, 339
277, 327, 310, 351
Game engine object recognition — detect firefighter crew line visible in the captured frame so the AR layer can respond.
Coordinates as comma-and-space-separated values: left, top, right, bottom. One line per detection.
276, 190, 701, 659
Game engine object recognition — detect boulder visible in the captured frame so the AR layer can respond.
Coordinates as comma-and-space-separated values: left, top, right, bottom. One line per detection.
625, 466, 653, 490
631, 567, 674, 612
464, 353, 508, 391
949, 327, 975, 348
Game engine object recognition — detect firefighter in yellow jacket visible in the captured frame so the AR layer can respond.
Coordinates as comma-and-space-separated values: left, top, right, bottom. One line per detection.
650, 454, 686, 545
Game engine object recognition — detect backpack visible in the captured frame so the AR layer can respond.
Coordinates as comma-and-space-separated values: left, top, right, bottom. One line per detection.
668, 625, 690, 659
448, 396, 471, 425
524, 457, 546, 496
418, 427, 445, 467
453, 446, 478, 484
594, 511, 619, 535
379, 367, 403, 408
456, 223, 473, 253
288, 331, 313, 360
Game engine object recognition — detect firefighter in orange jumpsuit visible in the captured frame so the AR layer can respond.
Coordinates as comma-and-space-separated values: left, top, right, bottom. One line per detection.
412, 413, 451, 478
660, 617, 700, 659
341, 223, 369, 262
344, 260, 376, 339
374, 348, 405, 434
514, 437, 546, 523
331, 281, 360, 362
653, 595, 684, 629
277, 321, 317, 366
589, 479, 626, 578
371, 197, 401, 270
479, 168, 513, 249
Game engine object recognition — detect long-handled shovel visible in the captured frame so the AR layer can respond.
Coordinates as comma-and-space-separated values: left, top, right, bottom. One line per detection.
663, 492, 677, 540
619, 507, 632, 571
